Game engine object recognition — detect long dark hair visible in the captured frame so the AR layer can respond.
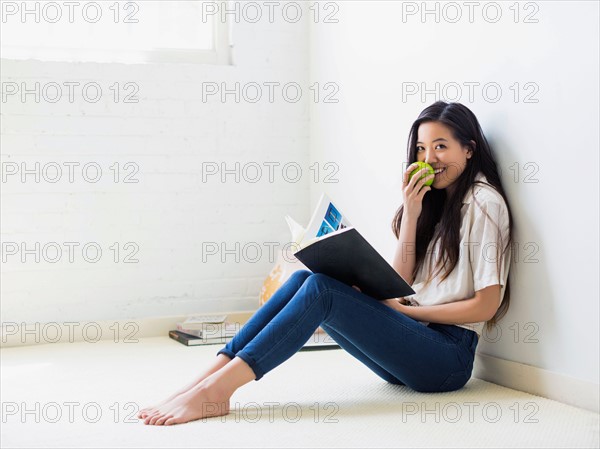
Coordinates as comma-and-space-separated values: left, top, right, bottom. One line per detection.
391, 101, 514, 333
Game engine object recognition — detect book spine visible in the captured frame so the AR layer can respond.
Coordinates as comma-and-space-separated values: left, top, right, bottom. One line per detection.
169, 331, 190, 346
169, 331, 235, 346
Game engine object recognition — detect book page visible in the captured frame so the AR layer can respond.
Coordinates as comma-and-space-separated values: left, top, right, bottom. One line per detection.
300, 225, 355, 249
301, 193, 352, 248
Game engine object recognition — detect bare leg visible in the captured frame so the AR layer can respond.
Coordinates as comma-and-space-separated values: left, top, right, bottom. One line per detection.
143, 357, 256, 426
141, 271, 315, 424
138, 353, 232, 419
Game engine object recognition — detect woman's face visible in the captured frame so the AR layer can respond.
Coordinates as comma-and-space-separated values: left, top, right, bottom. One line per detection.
416, 121, 473, 194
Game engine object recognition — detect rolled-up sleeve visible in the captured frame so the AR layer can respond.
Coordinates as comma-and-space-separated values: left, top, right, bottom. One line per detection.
467, 198, 511, 293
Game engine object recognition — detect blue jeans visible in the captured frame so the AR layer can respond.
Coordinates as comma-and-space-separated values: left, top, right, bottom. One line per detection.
217, 270, 479, 393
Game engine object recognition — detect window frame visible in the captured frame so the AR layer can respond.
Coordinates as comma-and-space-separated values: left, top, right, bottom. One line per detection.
0, 2, 232, 65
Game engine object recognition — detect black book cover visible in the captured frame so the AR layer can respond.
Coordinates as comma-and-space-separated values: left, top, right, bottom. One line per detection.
293, 227, 416, 300
168, 330, 232, 346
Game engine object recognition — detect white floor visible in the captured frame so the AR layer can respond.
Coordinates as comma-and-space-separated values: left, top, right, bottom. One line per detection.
2, 336, 599, 448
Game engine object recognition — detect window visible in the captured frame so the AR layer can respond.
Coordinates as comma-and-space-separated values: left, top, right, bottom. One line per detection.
0, 1, 231, 64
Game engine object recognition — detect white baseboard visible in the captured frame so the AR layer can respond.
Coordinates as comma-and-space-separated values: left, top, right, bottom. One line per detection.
2, 314, 598, 414
0, 311, 256, 348
474, 352, 599, 413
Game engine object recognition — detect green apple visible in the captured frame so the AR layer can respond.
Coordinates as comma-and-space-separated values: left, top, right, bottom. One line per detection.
409, 162, 435, 186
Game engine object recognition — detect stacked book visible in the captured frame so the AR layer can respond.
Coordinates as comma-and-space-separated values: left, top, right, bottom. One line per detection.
168, 313, 339, 350
169, 314, 240, 346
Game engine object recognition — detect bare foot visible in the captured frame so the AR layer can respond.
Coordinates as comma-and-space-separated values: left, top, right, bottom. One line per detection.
138, 389, 187, 419
142, 382, 230, 426
138, 354, 232, 419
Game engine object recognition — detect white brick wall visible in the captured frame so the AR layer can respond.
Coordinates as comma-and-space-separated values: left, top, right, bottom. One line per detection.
1, 16, 310, 323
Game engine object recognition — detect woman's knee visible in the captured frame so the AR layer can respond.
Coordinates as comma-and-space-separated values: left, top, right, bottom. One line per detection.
302, 272, 331, 286
298, 272, 337, 295
289, 269, 313, 285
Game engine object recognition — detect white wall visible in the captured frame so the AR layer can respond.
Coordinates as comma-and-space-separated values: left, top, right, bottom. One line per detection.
1, 12, 309, 323
309, 1, 599, 386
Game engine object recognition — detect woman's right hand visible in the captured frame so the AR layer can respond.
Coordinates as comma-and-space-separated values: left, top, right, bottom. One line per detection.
402, 162, 434, 219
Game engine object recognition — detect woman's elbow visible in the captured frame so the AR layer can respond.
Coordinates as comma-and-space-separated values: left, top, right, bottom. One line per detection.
476, 300, 499, 322
474, 285, 501, 322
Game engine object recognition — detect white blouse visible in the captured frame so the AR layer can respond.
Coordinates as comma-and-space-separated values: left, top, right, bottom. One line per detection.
404, 172, 512, 337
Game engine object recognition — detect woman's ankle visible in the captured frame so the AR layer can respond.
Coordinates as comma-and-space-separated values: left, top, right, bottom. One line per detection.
190, 355, 232, 388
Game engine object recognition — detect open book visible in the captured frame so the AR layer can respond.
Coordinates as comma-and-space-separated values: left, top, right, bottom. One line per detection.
293, 196, 415, 301
296, 193, 353, 249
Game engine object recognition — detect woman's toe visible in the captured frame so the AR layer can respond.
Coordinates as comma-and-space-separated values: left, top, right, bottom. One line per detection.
156, 415, 172, 426
147, 415, 158, 425
144, 413, 158, 425
165, 416, 182, 426
143, 411, 158, 422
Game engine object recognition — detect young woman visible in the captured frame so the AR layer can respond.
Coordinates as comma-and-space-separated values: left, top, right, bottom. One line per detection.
138, 101, 514, 426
